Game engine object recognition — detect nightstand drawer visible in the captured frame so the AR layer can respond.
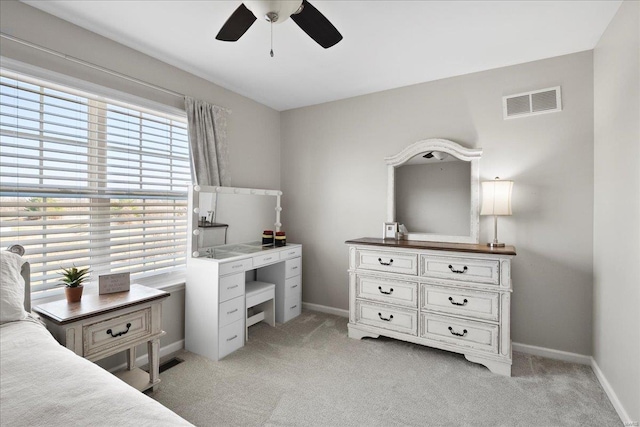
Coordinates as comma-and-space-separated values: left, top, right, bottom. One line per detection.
356, 249, 418, 275
420, 255, 500, 285
83, 308, 151, 357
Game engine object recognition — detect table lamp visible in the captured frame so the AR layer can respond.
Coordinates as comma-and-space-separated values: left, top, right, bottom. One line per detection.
480, 177, 513, 248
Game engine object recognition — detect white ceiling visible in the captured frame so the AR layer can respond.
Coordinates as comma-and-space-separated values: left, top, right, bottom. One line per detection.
23, 0, 621, 111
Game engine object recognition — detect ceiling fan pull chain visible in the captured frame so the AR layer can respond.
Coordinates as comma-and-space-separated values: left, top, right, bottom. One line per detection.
270, 21, 274, 58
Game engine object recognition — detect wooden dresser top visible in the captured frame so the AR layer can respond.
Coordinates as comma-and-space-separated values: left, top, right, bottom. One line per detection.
345, 237, 516, 256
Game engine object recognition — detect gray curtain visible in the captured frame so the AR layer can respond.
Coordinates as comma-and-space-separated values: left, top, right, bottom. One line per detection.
184, 97, 230, 186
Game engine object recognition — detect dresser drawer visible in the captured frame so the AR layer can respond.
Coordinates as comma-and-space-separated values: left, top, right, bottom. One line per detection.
420, 313, 498, 354
219, 295, 244, 327
83, 308, 151, 357
219, 272, 245, 303
356, 275, 418, 308
284, 275, 301, 300
218, 319, 244, 359
282, 293, 302, 323
285, 257, 301, 279
420, 255, 500, 285
356, 249, 418, 275
421, 284, 499, 321
219, 258, 252, 276
281, 246, 302, 260
254, 252, 281, 268
355, 301, 417, 335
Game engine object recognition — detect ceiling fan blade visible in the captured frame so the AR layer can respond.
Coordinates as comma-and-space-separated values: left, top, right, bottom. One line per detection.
290, 0, 343, 49
216, 3, 257, 42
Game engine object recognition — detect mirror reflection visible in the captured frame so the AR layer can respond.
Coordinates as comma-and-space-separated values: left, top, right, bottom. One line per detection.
395, 152, 471, 237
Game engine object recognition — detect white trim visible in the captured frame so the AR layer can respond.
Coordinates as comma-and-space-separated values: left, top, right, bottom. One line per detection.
302, 302, 349, 318
512, 342, 591, 365
591, 357, 633, 425
108, 339, 185, 374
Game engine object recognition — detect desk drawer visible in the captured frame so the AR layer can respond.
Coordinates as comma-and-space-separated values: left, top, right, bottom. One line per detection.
219, 258, 252, 276
254, 252, 281, 268
355, 301, 417, 336
356, 275, 418, 308
219, 272, 245, 303
420, 255, 499, 285
219, 296, 244, 327
83, 308, 151, 357
218, 319, 244, 359
285, 257, 301, 279
420, 313, 498, 354
285, 275, 301, 300
421, 284, 499, 321
356, 249, 418, 275
282, 246, 302, 260
282, 293, 302, 323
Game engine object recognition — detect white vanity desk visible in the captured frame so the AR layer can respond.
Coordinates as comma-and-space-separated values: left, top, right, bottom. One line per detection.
185, 241, 302, 361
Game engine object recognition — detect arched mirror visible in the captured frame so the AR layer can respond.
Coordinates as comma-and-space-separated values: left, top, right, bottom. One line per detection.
386, 139, 482, 244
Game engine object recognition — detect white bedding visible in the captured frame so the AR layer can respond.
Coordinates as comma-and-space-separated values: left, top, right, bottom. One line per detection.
0, 316, 193, 427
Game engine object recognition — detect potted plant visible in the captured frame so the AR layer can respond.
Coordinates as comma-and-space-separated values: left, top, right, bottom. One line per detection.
59, 266, 90, 303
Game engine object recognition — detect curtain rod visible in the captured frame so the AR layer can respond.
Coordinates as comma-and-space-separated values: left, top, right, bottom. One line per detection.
0, 32, 185, 99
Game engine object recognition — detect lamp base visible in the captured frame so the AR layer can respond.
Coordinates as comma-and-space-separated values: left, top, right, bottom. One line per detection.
487, 242, 506, 248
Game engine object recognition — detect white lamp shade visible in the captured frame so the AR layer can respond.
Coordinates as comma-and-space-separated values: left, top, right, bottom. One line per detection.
480, 179, 513, 216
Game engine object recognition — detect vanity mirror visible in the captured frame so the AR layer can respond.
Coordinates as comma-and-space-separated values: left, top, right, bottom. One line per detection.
386, 139, 482, 244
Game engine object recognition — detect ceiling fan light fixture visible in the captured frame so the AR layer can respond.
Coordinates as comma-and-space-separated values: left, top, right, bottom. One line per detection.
244, 0, 303, 24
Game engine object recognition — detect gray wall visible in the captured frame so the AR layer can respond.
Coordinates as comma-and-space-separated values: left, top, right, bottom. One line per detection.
593, 0, 640, 421
281, 51, 595, 355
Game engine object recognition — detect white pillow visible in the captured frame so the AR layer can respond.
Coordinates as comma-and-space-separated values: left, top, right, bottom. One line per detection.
0, 250, 28, 323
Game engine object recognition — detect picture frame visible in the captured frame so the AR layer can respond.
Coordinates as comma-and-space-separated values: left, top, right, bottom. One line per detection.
383, 222, 398, 239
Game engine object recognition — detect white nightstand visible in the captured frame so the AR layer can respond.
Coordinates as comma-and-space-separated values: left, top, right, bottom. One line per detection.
33, 284, 169, 392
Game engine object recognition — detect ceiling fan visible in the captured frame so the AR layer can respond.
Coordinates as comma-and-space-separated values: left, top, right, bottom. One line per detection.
216, 0, 343, 52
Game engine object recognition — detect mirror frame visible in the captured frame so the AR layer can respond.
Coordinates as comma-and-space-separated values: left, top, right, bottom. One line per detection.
386, 138, 482, 244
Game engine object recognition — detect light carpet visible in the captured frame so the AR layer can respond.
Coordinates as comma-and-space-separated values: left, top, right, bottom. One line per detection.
149, 310, 620, 427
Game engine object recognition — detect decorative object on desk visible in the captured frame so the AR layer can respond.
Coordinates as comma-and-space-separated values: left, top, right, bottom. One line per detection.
262, 230, 274, 246
383, 222, 399, 239
275, 231, 286, 246
58, 266, 90, 303
99, 272, 131, 295
480, 177, 513, 248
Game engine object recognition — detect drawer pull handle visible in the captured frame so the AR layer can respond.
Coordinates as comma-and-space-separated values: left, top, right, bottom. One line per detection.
378, 258, 394, 266
290, 305, 298, 310
448, 326, 468, 337
264, 257, 272, 261
291, 284, 298, 288
378, 286, 394, 295
106, 323, 131, 338
232, 264, 242, 269
228, 284, 239, 290
378, 312, 394, 321
448, 265, 468, 274
292, 266, 298, 270
227, 308, 238, 315
227, 335, 238, 342
448, 297, 468, 306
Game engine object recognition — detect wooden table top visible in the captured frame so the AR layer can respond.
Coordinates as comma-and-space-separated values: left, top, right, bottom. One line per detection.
33, 284, 169, 325
345, 237, 517, 256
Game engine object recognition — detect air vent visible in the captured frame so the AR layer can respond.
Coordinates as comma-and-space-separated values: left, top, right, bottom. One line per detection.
503, 86, 561, 119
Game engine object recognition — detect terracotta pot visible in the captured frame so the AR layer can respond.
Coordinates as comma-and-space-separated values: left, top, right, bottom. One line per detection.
65, 285, 84, 303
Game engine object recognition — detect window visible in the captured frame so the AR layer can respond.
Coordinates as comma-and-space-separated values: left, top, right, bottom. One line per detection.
0, 71, 190, 297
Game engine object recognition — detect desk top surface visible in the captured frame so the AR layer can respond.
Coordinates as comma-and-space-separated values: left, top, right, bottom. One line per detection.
195, 241, 301, 261
33, 284, 169, 325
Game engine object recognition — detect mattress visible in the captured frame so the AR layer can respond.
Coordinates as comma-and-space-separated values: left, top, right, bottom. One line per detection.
0, 316, 192, 427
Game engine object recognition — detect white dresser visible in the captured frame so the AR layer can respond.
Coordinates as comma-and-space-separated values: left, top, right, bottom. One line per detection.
186, 242, 302, 361
346, 237, 516, 376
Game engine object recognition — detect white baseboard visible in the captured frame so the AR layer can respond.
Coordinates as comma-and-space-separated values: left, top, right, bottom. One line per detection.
303, 302, 349, 318
591, 357, 633, 425
512, 342, 592, 365
108, 339, 184, 374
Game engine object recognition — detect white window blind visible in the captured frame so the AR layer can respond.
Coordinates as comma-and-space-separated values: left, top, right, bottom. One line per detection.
0, 71, 190, 296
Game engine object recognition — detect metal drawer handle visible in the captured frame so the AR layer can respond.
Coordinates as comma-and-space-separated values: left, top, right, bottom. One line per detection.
448, 297, 468, 306
227, 308, 238, 315
227, 335, 238, 342
448, 264, 468, 274
290, 305, 298, 310
288, 252, 296, 256
292, 266, 298, 270
227, 284, 239, 290
448, 326, 468, 337
378, 258, 394, 266
378, 286, 394, 295
232, 264, 242, 269
106, 323, 131, 338
291, 284, 298, 288
378, 312, 394, 321
264, 257, 273, 261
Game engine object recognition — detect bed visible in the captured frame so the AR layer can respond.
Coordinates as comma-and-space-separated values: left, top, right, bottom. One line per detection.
0, 246, 193, 427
